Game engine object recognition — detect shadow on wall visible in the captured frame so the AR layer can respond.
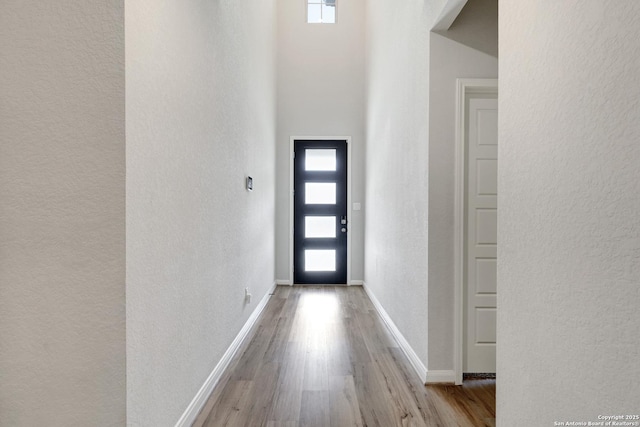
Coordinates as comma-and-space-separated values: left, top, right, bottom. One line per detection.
434, 0, 498, 57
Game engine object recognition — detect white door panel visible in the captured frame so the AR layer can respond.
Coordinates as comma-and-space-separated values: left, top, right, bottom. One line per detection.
476, 159, 498, 195
475, 209, 497, 245
475, 258, 497, 294
465, 97, 498, 373
476, 109, 498, 146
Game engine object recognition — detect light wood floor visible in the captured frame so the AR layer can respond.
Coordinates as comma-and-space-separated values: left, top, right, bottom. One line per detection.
193, 286, 495, 427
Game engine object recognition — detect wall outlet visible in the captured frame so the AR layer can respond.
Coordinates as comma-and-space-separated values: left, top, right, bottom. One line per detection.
245, 287, 252, 303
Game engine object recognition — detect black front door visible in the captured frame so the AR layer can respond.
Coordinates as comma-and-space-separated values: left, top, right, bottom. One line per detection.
293, 140, 348, 284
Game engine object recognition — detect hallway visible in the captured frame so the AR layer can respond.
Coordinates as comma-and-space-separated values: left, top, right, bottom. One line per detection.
194, 287, 495, 427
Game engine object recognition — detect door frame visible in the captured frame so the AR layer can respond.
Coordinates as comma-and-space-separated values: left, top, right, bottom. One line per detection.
289, 136, 352, 285
454, 79, 498, 385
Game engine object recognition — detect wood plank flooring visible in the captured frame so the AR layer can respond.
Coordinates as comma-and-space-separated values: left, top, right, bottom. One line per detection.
193, 286, 495, 427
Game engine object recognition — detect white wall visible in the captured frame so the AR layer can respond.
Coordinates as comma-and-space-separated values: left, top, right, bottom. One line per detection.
428, 0, 498, 371
126, 1, 276, 425
0, 2, 125, 426
499, 2, 640, 425
434, 0, 497, 58
275, 0, 366, 283
364, 0, 432, 366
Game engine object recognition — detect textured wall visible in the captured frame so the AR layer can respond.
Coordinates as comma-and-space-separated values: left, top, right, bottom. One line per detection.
126, 1, 276, 425
498, 1, 640, 425
275, 0, 366, 283
0, 2, 125, 426
428, 29, 497, 371
364, 0, 432, 366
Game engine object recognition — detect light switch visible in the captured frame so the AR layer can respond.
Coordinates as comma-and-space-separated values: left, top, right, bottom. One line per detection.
353, 203, 361, 211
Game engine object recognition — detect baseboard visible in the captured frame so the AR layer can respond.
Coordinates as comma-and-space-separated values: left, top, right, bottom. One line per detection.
426, 370, 456, 384
349, 280, 364, 286
174, 281, 277, 427
362, 284, 428, 384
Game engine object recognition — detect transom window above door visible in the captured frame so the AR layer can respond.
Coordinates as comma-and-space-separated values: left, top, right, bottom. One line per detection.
307, 0, 336, 24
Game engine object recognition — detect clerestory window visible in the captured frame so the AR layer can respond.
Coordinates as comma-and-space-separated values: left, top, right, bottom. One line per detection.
307, 0, 336, 24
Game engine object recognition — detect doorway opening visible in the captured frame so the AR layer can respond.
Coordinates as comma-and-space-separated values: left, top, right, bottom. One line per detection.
454, 79, 498, 385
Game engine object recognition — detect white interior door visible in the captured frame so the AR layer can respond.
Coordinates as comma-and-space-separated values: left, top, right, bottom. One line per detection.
464, 96, 498, 373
